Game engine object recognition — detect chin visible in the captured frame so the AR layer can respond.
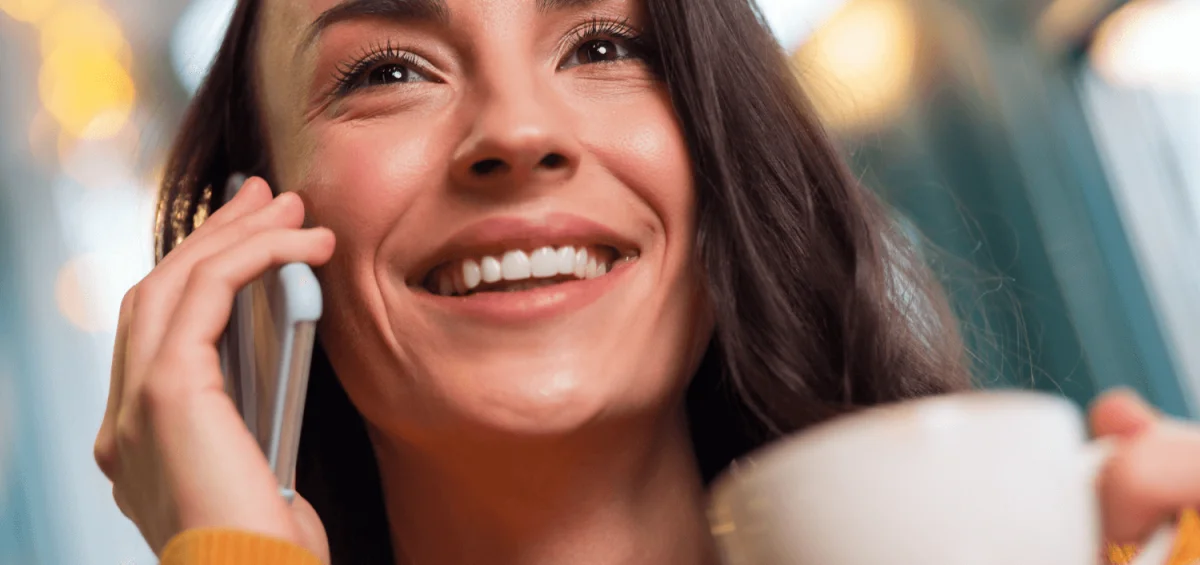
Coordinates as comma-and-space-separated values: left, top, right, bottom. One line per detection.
409, 340, 678, 441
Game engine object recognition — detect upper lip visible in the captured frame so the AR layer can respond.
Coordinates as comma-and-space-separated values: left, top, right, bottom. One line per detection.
406, 213, 640, 287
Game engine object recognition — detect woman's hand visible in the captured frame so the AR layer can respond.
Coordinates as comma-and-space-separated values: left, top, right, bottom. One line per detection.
1091, 389, 1200, 563
92, 178, 334, 563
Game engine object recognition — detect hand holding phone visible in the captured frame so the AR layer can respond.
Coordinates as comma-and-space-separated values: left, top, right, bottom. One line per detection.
94, 176, 333, 558
219, 174, 323, 504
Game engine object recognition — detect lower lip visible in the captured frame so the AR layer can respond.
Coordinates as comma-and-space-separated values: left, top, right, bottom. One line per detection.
413, 259, 636, 324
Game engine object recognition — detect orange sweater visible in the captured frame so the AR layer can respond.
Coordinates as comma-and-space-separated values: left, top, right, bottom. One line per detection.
161, 509, 1200, 565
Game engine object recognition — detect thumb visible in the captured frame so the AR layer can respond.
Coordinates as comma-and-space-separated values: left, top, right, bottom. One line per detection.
1090, 388, 1158, 439
290, 493, 331, 565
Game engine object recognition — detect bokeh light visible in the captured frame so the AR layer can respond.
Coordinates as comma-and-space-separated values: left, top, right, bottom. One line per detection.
792, 0, 919, 133
38, 46, 136, 139
59, 125, 141, 190
0, 0, 60, 23
56, 253, 109, 333
37, 2, 131, 65
1091, 0, 1200, 91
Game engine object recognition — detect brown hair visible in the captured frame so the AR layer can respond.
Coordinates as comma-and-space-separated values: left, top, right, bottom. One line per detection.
156, 0, 973, 562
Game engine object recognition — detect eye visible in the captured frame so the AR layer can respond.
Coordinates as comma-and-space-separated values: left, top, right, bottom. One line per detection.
332, 45, 436, 96
364, 63, 423, 87
579, 39, 624, 63
556, 18, 648, 71
560, 38, 637, 70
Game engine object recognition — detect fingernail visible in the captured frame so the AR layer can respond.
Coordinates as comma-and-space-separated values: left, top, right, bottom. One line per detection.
274, 191, 301, 206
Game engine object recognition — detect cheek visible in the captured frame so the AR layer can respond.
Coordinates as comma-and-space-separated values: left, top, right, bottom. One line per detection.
300, 122, 442, 238
297, 120, 449, 352
578, 89, 695, 249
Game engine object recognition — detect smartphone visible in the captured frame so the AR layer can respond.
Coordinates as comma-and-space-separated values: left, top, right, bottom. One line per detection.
218, 174, 323, 504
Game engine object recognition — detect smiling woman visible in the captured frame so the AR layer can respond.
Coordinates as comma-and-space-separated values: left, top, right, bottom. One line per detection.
103, 0, 974, 563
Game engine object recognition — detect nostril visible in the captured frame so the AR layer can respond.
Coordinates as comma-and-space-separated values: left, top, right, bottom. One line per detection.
471, 158, 508, 176
539, 153, 567, 169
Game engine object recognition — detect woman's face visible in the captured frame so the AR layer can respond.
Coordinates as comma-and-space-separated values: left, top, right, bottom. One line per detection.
256, 0, 709, 440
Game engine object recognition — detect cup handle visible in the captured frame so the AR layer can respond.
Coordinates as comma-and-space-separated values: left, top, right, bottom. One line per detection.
1085, 440, 1178, 565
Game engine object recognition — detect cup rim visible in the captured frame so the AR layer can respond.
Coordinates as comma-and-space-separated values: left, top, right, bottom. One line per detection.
710, 390, 1079, 494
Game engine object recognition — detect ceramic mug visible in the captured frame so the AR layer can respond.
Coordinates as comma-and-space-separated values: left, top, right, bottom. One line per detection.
709, 392, 1175, 565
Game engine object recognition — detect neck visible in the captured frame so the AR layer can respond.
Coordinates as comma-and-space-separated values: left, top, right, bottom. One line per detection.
370, 408, 718, 565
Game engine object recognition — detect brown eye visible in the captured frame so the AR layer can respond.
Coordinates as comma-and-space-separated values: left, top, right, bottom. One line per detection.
560, 38, 637, 70
367, 64, 415, 86
579, 39, 621, 63
334, 49, 436, 95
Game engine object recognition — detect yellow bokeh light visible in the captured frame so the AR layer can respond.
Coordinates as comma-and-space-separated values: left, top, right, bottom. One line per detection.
0, 0, 59, 23
37, 2, 132, 65
39, 45, 136, 139
793, 0, 919, 133
56, 254, 108, 333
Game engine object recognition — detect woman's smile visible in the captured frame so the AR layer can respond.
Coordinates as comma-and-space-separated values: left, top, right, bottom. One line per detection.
404, 213, 643, 323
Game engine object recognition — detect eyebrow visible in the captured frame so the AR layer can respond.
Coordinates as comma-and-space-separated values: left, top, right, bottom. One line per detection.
301, 0, 608, 52
301, 0, 449, 51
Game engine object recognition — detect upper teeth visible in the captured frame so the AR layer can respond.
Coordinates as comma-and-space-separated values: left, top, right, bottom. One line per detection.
430, 245, 621, 297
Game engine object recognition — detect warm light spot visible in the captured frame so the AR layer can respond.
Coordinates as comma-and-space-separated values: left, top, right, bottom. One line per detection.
0, 0, 59, 23
1091, 0, 1200, 91
56, 254, 109, 333
792, 0, 919, 133
37, 2, 131, 65
39, 46, 136, 139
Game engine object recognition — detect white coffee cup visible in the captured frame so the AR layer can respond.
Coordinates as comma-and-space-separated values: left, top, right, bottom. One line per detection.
709, 391, 1175, 565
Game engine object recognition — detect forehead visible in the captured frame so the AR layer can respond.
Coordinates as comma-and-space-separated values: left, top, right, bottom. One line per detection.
260, 0, 615, 46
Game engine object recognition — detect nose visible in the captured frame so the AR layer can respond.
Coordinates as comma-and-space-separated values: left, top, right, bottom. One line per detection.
450, 85, 580, 192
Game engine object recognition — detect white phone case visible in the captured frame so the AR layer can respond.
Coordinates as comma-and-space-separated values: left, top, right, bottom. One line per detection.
218, 174, 322, 503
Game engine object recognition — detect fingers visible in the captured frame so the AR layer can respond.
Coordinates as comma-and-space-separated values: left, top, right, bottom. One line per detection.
123, 188, 310, 402
291, 494, 332, 565
162, 227, 335, 352
159, 177, 274, 264
95, 286, 137, 478
1098, 422, 1200, 543
1090, 388, 1159, 438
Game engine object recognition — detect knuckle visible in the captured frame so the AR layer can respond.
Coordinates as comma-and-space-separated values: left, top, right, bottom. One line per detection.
130, 275, 164, 315
189, 256, 227, 287
137, 374, 178, 416
114, 410, 142, 448
93, 435, 117, 477
119, 285, 138, 318
1105, 438, 1171, 507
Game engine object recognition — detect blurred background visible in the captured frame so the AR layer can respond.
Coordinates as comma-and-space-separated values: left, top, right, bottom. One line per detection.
0, 0, 1197, 562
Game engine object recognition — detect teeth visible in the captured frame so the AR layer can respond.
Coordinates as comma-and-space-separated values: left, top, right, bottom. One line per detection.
428, 245, 630, 297
556, 247, 576, 275
481, 256, 502, 283
501, 250, 531, 280
573, 248, 588, 279
463, 259, 482, 289
452, 267, 467, 296
530, 247, 559, 278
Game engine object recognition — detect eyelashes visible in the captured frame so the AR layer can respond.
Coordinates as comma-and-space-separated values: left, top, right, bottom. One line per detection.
326, 17, 654, 97
330, 40, 433, 96
558, 17, 649, 65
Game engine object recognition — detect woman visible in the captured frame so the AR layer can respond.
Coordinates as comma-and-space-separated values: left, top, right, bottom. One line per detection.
92, 0, 1200, 563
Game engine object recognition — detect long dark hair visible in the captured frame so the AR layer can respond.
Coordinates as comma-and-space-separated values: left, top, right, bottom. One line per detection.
156, 0, 973, 562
